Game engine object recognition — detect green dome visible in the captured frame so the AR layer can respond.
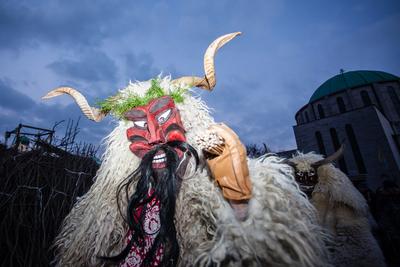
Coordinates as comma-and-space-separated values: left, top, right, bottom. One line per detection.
309, 70, 400, 103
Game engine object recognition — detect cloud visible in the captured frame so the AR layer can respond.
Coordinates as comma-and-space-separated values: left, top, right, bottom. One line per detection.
124, 52, 161, 81
47, 50, 118, 84
0, 0, 133, 51
0, 78, 35, 111
0, 77, 112, 149
201, 77, 299, 150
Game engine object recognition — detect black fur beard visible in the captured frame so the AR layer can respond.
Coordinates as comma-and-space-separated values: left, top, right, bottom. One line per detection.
100, 141, 198, 267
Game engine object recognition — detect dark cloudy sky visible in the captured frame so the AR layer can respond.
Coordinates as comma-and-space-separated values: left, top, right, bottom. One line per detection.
1, 0, 399, 152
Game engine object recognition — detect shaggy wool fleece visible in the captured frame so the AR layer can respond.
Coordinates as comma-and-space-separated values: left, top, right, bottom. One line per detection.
53, 77, 328, 266
176, 156, 328, 267
290, 152, 386, 267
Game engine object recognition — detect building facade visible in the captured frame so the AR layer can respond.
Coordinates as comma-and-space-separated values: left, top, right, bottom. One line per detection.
293, 70, 400, 190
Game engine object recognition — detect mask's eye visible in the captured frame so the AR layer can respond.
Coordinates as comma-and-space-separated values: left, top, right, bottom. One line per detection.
133, 120, 147, 129
296, 171, 303, 177
309, 170, 315, 176
157, 109, 171, 124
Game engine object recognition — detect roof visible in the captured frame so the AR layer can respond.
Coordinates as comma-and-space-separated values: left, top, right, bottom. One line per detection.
309, 70, 400, 103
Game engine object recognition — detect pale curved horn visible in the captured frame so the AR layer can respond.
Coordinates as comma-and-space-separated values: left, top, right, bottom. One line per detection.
172, 32, 241, 90
312, 143, 345, 169
42, 87, 107, 122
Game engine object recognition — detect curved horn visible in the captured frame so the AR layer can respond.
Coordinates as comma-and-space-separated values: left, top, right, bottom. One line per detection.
312, 144, 345, 169
172, 32, 241, 90
42, 87, 107, 122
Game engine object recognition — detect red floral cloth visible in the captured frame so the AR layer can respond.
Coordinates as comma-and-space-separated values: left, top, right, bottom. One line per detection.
120, 195, 164, 267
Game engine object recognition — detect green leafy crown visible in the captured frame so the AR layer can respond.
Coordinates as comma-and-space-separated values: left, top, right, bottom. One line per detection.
97, 79, 187, 119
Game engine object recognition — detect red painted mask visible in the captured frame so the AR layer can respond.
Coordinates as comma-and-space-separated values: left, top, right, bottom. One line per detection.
125, 96, 186, 165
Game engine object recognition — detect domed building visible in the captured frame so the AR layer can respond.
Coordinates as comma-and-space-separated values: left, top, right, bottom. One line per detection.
293, 70, 400, 190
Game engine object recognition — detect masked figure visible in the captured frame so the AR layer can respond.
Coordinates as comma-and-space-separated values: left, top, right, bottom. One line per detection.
286, 146, 386, 267
45, 33, 328, 266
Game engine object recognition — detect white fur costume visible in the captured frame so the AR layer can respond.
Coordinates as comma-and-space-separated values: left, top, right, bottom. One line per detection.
53, 77, 328, 266
290, 152, 386, 267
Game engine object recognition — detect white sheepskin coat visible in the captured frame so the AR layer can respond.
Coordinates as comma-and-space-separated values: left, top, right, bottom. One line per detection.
53, 77, 328, 267
290, 152, 386, 267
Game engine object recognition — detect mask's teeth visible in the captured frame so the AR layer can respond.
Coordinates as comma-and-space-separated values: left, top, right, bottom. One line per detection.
153, 153, 166, 160
152, 156, 166, 163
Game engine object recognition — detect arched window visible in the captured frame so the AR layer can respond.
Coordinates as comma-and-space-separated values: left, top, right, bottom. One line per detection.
329, 128, 348, 174
336, 97, 346, 113
317, 104, 325, 119
315, 131, 326, 156
361, 90, 372, 106
387, 86, 400, 117
304, 111, 309, 122
345, 124, 367, 174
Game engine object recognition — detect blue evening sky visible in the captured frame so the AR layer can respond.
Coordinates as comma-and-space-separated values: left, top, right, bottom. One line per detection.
0, 0, 399, 152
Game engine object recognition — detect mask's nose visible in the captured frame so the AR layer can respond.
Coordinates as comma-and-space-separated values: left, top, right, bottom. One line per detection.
147, 117, 166, 145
